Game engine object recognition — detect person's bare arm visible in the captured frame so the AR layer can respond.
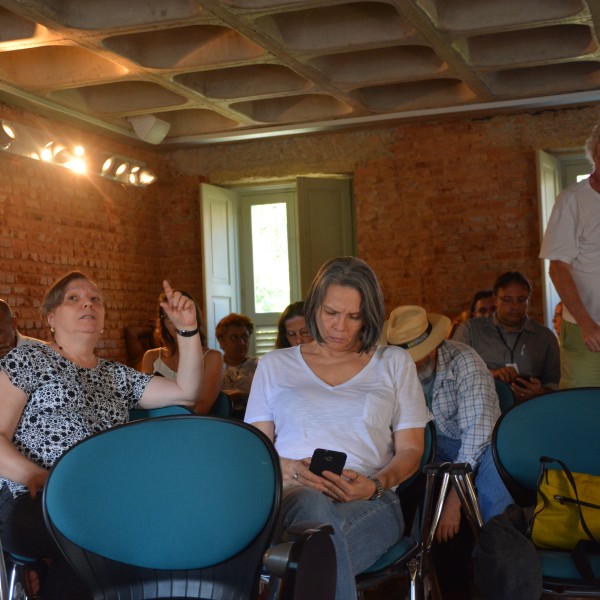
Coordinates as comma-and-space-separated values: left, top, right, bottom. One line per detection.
436, 487, 462, 543
140, 348, 159, 374
549, 260, 600, 351
195, 349, 224, 414
0, 372, 48, 496
139, 282, 203, 408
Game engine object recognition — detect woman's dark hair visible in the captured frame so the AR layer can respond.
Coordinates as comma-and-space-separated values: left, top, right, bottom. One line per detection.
156, 290, 207, 352
275, 301, 306, 349
492, 271, 532, 296
42, 271, 99, 320
469, 289, 493, 317
304, 256, 384, 354
215, 313, 254, 340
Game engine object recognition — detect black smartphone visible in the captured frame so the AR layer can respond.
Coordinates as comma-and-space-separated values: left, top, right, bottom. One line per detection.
514, 375, 531, 387
309, 448, 347, 476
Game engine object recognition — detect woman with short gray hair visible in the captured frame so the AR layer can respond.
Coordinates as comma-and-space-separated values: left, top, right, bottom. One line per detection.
245, 256, 430, 600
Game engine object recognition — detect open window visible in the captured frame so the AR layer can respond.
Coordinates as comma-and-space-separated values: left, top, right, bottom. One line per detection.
201, 177, 355, 355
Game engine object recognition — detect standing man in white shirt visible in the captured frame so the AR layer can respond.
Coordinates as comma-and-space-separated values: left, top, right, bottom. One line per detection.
540, 121, 600, 388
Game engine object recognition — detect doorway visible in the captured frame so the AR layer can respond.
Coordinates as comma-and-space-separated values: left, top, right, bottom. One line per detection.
201, 177, 355, 355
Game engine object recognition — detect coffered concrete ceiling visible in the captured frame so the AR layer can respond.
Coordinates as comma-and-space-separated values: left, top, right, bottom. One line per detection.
0, 0, 599, 147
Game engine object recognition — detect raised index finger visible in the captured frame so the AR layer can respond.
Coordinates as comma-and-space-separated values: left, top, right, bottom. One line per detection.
162, 280, 174, 304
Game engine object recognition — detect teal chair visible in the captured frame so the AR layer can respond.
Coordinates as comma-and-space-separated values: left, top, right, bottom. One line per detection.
128, 404, 194, 421
210, 391, 233, 418
355, 421, 438, 598
492, 388, 600, 595
129, 394, 231, 422
494, 378, 516, 413
43, 416, 335, 600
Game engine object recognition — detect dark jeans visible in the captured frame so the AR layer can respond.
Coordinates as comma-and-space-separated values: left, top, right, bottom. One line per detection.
0, 486, 91, 599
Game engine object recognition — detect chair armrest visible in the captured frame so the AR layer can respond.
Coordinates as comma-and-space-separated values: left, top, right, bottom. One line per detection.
282, 521, 334, 541
264, 522, 334, 576
263, 522, 336, 600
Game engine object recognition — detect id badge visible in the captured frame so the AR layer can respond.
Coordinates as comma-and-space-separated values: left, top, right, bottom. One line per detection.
505, 362, 519, 373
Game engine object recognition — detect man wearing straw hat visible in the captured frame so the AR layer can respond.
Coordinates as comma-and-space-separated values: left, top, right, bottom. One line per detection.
384, 305, 513, 541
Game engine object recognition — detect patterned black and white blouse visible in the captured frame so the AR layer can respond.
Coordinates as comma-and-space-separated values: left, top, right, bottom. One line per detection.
0, 342, 151, 497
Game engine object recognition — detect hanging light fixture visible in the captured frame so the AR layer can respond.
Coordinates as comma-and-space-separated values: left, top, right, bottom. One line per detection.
126, 165, 158, 187
39, 141, 87, 173
138, 167, 157, 186
101, 156, 130, 181
0, 121, 17, 150
99, 155, 156, 187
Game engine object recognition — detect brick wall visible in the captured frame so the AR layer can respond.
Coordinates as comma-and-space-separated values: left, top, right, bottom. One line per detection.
357, 111, 597, 321
1, 102, 599, 364
173, 105, 600, 323
0, 104, 200, 362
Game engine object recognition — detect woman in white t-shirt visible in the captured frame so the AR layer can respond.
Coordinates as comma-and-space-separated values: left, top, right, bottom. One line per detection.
245, 256, 430, 600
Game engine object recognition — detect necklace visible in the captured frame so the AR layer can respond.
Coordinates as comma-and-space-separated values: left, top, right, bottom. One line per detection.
226, 359, 246, 384
54, 341, 99, 368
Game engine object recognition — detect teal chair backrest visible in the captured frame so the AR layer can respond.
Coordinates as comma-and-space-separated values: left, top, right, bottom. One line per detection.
128, 404, 194, 421
398, 419, 436, 493
210, 392, 232, 418
357, 420, 436, 578
494, 379, 516, 413
492, 387, 600, 506
44, 417, 281, 578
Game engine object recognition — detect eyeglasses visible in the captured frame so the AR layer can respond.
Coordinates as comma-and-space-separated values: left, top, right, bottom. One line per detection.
497, 296, 530, 305
224, 333, 250, 343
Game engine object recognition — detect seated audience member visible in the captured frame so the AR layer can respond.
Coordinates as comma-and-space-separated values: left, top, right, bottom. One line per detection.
0, 271, 203, 600
245, 257, 429, 600
0, 299, 39, 358
453, 271, 560, 402
124, 321, 156, 369
275, 301, 314, 349
385, 305, 512, 534
553, 301, 563, 338
216, 313, 259, 418
469, 289, 496, 319
448, 303, 469, 339
142, 290, 223, 414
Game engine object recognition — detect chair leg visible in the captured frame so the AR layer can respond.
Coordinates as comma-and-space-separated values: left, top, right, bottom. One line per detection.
5, 556, 29, 600
448, 464, 484, 541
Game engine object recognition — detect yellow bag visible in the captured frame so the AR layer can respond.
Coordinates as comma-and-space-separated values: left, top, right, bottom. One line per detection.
531, 457, 600, 551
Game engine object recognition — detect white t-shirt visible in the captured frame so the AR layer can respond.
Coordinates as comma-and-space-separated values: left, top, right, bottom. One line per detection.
245, 344, 430, 476
540, 178, 600, 324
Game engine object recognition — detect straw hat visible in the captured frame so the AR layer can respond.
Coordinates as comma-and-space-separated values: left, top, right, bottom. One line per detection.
383, 305, 451, 362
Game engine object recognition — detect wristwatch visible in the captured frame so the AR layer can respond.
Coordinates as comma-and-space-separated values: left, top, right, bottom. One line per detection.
368, 475, 384, 500
176, 327, 199, 337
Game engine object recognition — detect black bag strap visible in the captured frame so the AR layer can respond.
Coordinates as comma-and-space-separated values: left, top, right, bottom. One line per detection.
540, 457, 600, 581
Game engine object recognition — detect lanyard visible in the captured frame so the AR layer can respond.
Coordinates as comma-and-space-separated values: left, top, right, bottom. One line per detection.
495, 326, 523, 364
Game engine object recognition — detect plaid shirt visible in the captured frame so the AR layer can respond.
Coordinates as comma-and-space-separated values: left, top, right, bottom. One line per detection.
430, 340, 501, 468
